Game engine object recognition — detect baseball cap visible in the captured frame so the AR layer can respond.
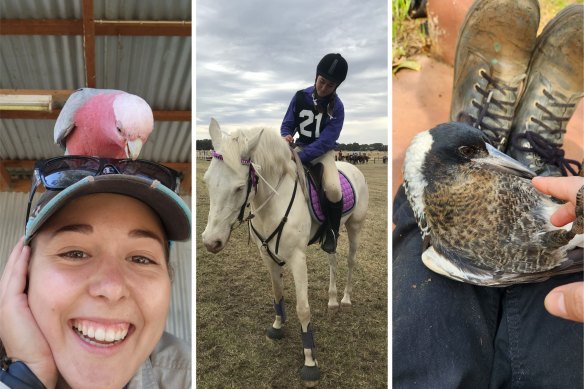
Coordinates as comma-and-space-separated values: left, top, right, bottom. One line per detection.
25, 174, 191, 244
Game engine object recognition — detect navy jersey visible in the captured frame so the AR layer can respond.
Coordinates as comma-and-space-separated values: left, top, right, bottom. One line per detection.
281, 86, 345, 163
294, 89, 325, 144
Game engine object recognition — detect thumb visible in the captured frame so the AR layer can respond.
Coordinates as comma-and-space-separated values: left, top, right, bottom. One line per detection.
544, 282, 584, 323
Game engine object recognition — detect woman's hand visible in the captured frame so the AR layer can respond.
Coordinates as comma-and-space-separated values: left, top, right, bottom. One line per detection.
0, 237, 57, 388
544, 282, 583, 323
532, 176, 584, 323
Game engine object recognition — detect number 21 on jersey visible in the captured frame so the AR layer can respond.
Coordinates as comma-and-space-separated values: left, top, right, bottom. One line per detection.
299, 109, 323, 138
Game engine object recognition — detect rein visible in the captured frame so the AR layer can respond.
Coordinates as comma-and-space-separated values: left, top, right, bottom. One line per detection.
249, 178, 298, 266
211, 150, 298, 266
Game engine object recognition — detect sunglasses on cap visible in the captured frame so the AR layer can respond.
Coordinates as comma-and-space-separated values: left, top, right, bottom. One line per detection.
25, 156, 182, 227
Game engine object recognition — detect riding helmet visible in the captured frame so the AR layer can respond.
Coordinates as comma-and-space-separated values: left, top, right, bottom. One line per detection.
316, 53, 348, 85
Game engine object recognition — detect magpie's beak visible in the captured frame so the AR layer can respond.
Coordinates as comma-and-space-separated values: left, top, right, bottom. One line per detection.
473, 143, 536, 178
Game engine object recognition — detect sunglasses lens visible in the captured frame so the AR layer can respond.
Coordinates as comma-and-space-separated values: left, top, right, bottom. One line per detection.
117, 161, 176, 190
42, 157, 101, 189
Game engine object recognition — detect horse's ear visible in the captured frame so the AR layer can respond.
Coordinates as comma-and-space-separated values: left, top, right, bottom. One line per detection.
209, 118, 222, 149
242, 129, 264, 157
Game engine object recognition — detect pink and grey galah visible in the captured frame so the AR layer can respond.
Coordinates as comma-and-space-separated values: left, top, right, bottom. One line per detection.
54, 88, 154, 160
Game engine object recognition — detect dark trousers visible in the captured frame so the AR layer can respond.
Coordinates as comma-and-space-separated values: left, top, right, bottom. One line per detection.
393, 185, 583, 389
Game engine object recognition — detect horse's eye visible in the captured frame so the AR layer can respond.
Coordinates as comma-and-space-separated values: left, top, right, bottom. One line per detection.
235, 185, 245, 193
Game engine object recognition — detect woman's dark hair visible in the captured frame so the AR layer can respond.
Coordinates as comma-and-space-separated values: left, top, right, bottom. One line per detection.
312, 90, 337, 118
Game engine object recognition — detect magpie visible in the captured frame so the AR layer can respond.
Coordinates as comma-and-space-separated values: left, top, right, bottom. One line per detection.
402, 122, 583, 286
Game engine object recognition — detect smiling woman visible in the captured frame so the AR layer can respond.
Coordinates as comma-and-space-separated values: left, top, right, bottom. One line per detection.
0, 158, 192, 389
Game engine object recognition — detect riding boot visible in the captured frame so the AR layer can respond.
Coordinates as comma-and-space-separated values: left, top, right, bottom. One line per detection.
321, 197, 343, 254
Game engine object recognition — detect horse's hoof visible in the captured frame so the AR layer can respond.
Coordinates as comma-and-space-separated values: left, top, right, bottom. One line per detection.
340, 301, 352, 310
300, 365, 320, 387
327, 304, 339, 315
266, 326, 284, 340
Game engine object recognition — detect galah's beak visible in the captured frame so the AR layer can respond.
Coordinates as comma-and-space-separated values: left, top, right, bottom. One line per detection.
126, 139, 143, 160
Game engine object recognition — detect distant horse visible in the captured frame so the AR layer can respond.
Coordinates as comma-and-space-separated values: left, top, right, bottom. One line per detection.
346, 153, 369, 164
202, 119, 369, 387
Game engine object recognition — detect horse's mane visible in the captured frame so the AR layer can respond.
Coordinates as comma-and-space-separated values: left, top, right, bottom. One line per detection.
218, 127, 295, 181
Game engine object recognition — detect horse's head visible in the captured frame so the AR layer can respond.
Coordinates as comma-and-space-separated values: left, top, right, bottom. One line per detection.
202, 118, 264, 253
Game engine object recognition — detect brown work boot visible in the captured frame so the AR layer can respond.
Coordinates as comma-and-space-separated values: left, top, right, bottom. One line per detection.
450, 0, 540, 150
507, 4, 584, 176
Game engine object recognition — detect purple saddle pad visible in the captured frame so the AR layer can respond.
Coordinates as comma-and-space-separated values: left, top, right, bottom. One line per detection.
308, 170, 356, 223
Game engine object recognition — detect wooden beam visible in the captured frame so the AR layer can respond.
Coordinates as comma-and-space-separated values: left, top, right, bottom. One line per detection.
0, 109, 191, 121
0, 19, 191, 36
5, 179, 31, 193
82, 0, 96, 88
163, 162, 192, 196
0, 161, 11, 191
95, 21, 191, 36
0, 160, 35, 169
0, 90, 191, 121
0, 160, 34, 192
153, 110, 191, 121
0, 110, 59, 119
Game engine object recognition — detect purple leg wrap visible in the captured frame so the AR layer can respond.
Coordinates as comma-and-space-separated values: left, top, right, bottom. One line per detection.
299, 322, 320, 382
274, 297, 286, 323
301, 322, 316, 360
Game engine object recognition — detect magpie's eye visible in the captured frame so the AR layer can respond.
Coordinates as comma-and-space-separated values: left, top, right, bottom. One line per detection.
458, 145, 475, 158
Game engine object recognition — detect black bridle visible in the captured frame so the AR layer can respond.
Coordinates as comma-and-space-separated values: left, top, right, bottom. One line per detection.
212, 150, 257, 229
211, 150, 298, 266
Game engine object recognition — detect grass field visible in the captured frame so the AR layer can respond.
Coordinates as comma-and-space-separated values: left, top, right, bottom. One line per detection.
196, 160, 388, 388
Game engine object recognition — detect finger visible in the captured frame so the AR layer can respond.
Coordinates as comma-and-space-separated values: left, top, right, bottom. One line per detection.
0, 236, 24, 278
6, 244, 31, 293
549, 202, 577, 227
1, 238, 31, 296
0, 236, 25, 291
532, 176, 584, 205
544, 282, 584, 323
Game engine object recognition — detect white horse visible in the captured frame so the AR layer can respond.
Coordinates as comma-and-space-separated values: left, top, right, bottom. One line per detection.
202, 118, 369, 387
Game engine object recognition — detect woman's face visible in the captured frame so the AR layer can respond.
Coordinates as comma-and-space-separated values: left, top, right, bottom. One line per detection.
315, 75, 337, 98
28, 193, 171, 389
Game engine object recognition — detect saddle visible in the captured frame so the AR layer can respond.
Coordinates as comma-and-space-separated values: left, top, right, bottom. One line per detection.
304, 162, 356, 223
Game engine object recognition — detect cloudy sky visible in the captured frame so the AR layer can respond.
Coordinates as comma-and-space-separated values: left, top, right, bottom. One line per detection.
195, 0, 388, 145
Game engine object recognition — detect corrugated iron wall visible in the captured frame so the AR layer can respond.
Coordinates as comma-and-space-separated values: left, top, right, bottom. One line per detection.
0, 0, 192, 163
0, 192, 192, 343
0, 0, 190, 22
0, 119, 191, 162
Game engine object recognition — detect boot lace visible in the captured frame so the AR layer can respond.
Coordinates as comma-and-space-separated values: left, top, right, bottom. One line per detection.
511, 89, 582, 176
457, 70, 521, 148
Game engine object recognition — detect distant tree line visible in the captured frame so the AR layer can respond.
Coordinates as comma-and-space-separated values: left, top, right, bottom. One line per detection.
337, 142, 387, 152
196, 139, 387, 152
196, 139, 213, 150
